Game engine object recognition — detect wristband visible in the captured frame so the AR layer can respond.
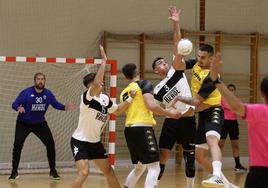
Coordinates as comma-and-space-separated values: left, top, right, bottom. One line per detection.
126, 96, 133, 103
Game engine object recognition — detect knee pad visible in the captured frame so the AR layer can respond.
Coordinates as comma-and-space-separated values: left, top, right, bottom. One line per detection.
183, 151, 195, 178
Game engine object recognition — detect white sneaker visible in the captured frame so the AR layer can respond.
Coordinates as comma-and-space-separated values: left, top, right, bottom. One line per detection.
225, 183, 239, 188
202, 175, 225, 188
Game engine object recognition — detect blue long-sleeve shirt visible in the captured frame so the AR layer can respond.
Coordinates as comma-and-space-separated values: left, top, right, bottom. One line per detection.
12, 86, 65, 124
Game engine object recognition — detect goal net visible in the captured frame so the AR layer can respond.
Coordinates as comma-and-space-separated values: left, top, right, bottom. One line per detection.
0, 56, 117, 173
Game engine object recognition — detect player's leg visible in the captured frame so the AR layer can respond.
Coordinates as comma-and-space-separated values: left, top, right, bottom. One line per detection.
143, 127, 160, 188
70, 137, 90, 188
195, 146, 212, 173
9, 121, 31, 181
195, 114, 213, 173
158, 118, 177, 181
94, 158, 121, 188
33, 121, 59, 179
201, 107, 225, 187
218, 119, 228, 150
245, 167, 268, 188
181, 116, 196, 188
145, 161, 160, 188
124, 162, 147, 188
124, 127, 147, 188
70, 159, 89, 188
229, 120, 247, 172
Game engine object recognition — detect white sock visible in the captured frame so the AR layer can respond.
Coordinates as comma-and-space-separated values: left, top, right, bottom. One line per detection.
145, 162, 160, 188
124, 163, 146, 188
186, 177, 195, 188
212, 160, 222, 177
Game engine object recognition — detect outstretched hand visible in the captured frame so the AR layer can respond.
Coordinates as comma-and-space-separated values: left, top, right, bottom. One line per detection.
99, 45, 107, 62
210, 52, 222, 81
168, 6, 181, 22
65, 102, 76, 110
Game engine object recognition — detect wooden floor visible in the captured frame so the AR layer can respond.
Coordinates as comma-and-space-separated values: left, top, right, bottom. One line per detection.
0, 164, 247, 188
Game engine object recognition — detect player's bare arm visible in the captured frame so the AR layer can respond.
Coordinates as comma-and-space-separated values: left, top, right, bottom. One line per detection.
171, 94, 205, 107
90, 45, 107, 97
210, 53, 245, 117
169, 7, 186, 71
143, 93, 181, 119
113, 89, 136, 116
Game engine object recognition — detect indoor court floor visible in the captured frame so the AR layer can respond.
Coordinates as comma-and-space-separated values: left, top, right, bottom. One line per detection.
0, 162, 247, 188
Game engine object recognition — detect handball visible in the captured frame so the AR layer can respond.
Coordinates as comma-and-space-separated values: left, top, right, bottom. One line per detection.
177, 38, 193, 56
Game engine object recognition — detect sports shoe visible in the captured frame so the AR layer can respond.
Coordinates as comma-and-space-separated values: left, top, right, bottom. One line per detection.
226, 183, 239, 188
202, 175, 225, 188
8, 171, 19, 182
234, 165, 247, 172
49, 170, 61, 180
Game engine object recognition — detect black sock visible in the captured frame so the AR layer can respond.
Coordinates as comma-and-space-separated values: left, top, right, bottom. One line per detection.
234, 157, 241, 167
158, 164, 165, 180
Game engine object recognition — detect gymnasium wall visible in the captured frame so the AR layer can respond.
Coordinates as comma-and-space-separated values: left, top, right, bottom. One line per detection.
0, 0, 268, 162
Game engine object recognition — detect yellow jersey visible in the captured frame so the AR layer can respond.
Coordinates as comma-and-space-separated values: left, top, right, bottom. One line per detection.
120, 80, 156, 126
191, 63, 221, 106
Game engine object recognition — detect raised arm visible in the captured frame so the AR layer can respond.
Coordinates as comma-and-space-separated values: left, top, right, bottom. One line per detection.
112, 89, 136, 116
168, 6, 186, 70
210, 53, 245, 117
90, 45, 107, 97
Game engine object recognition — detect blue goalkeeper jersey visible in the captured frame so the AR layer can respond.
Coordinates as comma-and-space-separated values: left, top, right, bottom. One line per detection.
12, 86, 65, 123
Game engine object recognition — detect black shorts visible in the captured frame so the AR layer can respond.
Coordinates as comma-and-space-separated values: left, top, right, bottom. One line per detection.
70, 137, 107, 161
196, 106, 223, 145
245, 167, 268, 188
220, 119, 239, 140
159, 116, 196, 150
124, 127, 159, 164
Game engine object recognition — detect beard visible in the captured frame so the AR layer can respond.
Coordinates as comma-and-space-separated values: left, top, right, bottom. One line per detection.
35, 83, 45, 90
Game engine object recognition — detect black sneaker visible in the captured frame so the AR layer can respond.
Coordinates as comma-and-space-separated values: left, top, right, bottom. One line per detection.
49, 170, 61, 180
235, 165, 247, 172
8, 171, 18, 182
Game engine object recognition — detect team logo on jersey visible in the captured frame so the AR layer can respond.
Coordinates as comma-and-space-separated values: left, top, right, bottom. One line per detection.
43, 95, 46, 100
96, 112, 108, 122
164, 85, 169, 91
192, 69, 201, 81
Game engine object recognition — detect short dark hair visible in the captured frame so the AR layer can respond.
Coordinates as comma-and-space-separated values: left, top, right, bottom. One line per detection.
227, 84, 236, 90
199, 44, 214, 55
152, 57, 164, 70
261, 76, 268, 98
122, 63, 137, 80
83, 73, 96, 87
34, 72, 46, 81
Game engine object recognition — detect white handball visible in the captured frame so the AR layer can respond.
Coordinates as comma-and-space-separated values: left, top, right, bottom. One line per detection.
177, 38, 193, 56
173, 100, 188, 113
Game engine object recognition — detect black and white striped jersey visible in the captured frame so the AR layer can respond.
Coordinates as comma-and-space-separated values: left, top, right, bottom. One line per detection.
154, 66, 194, 113
72, 88, 118, 143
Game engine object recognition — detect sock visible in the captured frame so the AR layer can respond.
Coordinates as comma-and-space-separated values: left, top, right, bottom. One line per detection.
157, 164, 165, 180
186, 177, 195, 188
145, 162, 160, 188
124, 163, 146, 188
212, 160, 222, 177
234, 157, 241, 167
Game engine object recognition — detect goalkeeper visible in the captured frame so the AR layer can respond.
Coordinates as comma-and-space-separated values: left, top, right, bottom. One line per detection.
9, 72, 76, 182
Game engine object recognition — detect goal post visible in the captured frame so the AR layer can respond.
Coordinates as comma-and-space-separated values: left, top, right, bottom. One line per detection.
0, 56, 117, 172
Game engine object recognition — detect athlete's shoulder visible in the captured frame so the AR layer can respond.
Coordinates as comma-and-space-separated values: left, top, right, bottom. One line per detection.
20, 86, 35, 95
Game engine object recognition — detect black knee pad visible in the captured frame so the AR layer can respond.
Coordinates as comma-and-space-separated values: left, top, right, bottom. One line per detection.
183, 151, 195, 178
